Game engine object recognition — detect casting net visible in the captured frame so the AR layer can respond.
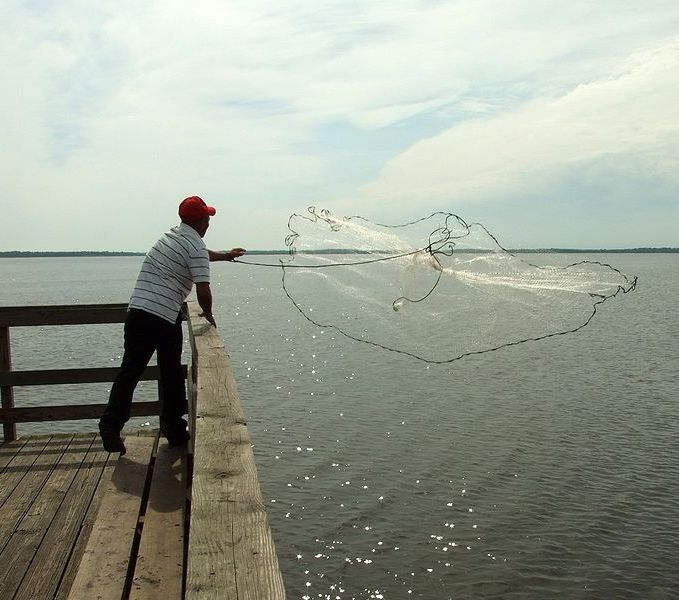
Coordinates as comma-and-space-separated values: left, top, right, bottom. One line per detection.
240, 207, 637, 364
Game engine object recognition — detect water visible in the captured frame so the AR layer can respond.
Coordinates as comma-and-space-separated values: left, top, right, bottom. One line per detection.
1, 254, 678, 599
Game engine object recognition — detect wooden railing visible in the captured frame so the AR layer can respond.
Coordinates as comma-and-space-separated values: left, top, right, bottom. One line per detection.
0, 301, 285, 597
184, 302, 285, 599
0, 303, 187, 442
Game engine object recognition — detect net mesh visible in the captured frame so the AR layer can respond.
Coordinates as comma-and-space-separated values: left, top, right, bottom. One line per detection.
245, 207, 638, 364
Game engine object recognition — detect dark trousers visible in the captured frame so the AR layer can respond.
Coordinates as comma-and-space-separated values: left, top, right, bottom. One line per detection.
101, 308, 187, 433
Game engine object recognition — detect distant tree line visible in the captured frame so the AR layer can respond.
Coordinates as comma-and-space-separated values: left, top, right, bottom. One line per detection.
508, 247, 679, 253
0, 251, 145, 257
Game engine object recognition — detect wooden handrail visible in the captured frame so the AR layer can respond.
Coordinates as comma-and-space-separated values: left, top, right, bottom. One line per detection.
0, 303, 129, 327
185, 301, 285, 598
0, 303, 191, 441
0, 401, 161, 423
0, 365, 187, 387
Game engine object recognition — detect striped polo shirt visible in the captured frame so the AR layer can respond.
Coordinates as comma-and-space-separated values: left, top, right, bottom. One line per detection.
128, 222, 210, 323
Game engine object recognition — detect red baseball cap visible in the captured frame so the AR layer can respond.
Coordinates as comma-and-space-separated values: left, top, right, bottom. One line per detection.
178, 196, 217, 221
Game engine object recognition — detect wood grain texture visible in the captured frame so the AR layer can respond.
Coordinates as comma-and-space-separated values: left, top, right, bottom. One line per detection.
0, 400, 161, 423
66, 435, 156, 600
54, 446, 118, 600
0, 436, 29, 471
0, 436, 70, 544
13, 436, 111, 600
0, 434, 92, 598
0, 304, 128, 327
0, 364, 186, 387
185, 302, 285, 600
129, 443, 187, 599
0, 437, 51, 509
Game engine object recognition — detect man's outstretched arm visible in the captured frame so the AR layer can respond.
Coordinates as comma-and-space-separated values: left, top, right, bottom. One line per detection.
208, 248, 247, 262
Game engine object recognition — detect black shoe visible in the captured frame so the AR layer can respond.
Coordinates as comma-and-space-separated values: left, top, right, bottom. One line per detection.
166, 429, 190, 447
99, 424, 127, 455
161, 418, 190, 446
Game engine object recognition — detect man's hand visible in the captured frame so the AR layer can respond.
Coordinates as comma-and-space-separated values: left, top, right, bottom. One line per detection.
208, 248, 247, 262
227, 247, 246, 261
199, 312, 217, 327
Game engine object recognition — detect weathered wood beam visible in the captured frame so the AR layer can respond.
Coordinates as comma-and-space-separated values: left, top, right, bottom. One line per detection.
66, 436, 157, 600
12, 437, 111, 600
0, 364, 187, 387
1, 326, 15, 441
0, 435, 93, 599
0, 401, 161, 423
128, 444, 187, 599
0, 304, 129, 327
185, 301, 285, 600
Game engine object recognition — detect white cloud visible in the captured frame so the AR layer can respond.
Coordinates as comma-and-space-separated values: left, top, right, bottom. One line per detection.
360, 39, 679, 205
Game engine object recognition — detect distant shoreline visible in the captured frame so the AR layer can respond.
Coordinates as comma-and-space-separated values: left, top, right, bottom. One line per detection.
1, 247, 678, 258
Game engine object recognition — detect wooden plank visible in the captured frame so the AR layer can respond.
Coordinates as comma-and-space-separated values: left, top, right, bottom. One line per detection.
0, 438, 49, 508
0, 436, 29, 472
0, 436, 55, 508
54, 447, 118, 600
1, 325, 15, 441
66, 435, 156, 600
185, 302, 285, 600
0, 304, 128, 327
0, 364, 187, 387
12, 435, 110, 600
0, 436, 72, 553
0, 401, 161, 424
129, 444, 187, 599
189, 380, 283, 600
233, 510, 289, 600
0, 434, 94, 598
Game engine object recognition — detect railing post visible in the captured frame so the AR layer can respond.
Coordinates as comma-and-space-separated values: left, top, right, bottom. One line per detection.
186, 310, 198, 445
1, 326, 16, 442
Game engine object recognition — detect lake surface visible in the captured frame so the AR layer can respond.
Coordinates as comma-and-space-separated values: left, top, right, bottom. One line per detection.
1, 254, 677, 599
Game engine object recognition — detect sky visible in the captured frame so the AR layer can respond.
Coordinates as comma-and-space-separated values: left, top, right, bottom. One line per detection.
1, 0, 678, 251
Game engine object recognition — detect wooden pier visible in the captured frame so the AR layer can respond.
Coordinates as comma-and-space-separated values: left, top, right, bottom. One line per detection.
0, 302, 285, 599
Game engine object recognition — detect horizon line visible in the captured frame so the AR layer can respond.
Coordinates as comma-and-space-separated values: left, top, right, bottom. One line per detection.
1, 247, 678, 256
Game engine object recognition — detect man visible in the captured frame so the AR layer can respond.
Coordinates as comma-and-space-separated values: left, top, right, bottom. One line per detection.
99, 196, 246, 454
